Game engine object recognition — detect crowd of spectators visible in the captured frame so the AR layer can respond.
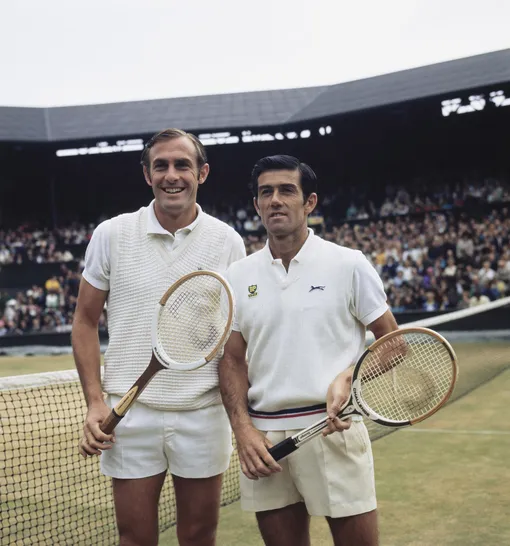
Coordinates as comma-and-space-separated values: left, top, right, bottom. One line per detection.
0, 266, 102, 337
1, 177, 509, 336
0, 224, 94, 265
340, 176, 510, 222
325, 208, 510, 312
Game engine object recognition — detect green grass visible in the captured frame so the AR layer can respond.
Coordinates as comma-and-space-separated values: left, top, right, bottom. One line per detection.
159, 365, 510, 546
0, 354, 80, 377
1, 340, 509, 546
373, 369, 510, 546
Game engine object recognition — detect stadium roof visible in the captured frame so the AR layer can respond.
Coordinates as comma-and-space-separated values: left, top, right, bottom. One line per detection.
1, 48, 509, 143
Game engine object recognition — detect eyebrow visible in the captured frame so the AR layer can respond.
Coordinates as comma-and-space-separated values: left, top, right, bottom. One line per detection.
152, 158, 168, 167
174, 157, 193, 164
259, 183, 299, 192
152, 156, 193, 167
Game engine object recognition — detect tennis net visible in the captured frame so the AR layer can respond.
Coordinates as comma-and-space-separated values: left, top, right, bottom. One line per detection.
1, 297, 509, 545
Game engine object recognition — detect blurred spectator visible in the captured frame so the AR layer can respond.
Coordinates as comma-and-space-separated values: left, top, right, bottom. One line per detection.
443, 257, 457, 281
457, 290, 472, 310
478, 260, 496, 286
470, 291, 491, 307
423, 291, 438, 311
44, 275, 61, 293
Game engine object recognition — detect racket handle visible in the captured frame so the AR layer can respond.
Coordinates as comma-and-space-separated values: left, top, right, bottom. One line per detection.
101, 410, 123, 435
267, 416, 332, 462
99, 354, 165, 434
268, 438, 298, 462
99, 384, 140, 434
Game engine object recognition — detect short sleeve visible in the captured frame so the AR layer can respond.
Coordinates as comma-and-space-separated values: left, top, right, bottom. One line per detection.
351, 252, 389, 326
82, 220, 111, 291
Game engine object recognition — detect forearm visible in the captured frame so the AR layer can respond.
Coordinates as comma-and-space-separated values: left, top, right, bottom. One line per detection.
337, 365, 354, 380
72, 319, 104, 407
219, 354, 252, 433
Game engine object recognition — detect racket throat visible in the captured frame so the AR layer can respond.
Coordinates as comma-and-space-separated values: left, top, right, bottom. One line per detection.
112, 355, 165, 418
351, 379, 373, 418
340, 404, 357, 417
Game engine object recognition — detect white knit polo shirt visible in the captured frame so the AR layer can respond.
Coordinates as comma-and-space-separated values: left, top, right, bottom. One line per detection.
83, 202, 246, 411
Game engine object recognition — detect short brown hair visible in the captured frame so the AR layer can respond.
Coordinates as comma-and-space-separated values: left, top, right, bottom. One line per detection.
140, 128, 208, 173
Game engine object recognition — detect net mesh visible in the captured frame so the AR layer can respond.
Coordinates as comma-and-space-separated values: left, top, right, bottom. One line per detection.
359, 331, 456, 423
1, 298, 509, 545
157, 273, 232, 366
0, 372, 240, 545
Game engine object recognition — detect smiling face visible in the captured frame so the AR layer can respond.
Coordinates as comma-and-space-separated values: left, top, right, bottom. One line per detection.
253, 169, 317, 238
143, 136, 209, 220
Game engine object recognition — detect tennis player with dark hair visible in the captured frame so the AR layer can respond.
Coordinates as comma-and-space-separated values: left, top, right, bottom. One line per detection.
72, 128, 245, 546
219, 155, 398, 546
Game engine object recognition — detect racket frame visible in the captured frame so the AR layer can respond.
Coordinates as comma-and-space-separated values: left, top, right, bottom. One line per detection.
152, 270, 235, 371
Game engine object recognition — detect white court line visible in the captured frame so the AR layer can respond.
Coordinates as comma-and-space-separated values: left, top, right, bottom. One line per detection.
402, 428, 510, 436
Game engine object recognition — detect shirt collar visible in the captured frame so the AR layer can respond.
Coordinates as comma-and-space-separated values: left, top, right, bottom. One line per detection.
264, 228, 316, 264
146, 200, 203, 236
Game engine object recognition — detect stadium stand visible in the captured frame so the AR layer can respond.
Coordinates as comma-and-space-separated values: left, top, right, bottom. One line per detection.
1, 177, 509, 337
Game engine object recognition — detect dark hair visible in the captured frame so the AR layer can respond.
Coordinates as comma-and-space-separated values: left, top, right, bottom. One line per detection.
140, 128, 208, 173
250, 155, 318, 201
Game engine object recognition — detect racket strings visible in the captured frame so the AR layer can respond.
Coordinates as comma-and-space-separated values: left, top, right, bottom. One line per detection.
157, 275, 230, 365
360, 332, 455, 422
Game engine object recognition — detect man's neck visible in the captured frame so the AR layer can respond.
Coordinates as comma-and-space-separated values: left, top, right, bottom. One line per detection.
268, 225, 309, 271
153, 202, 198, 234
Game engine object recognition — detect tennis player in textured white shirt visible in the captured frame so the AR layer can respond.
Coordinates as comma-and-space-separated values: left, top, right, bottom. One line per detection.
72, 129, 245, 546
220, 155, 399, 546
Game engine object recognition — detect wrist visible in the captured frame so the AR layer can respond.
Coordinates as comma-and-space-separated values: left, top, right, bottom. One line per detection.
337, 367, 354, 381
86, 393, 106, 408
232, 418, 254, 436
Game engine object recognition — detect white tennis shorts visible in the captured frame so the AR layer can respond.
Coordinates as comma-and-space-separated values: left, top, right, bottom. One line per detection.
100, 395, 233, 480
240, 420, 376, 518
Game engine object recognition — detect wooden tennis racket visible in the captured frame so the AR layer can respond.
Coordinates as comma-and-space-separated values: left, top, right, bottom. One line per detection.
101, 270, 235, 434
268, 327, 459, 461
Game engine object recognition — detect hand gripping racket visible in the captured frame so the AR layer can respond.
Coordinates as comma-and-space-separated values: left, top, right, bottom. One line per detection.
101, 270, 235, 434
268, 327, 458, 461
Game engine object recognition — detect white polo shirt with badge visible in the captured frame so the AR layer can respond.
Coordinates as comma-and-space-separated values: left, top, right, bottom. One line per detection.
226, 228, 389, 431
